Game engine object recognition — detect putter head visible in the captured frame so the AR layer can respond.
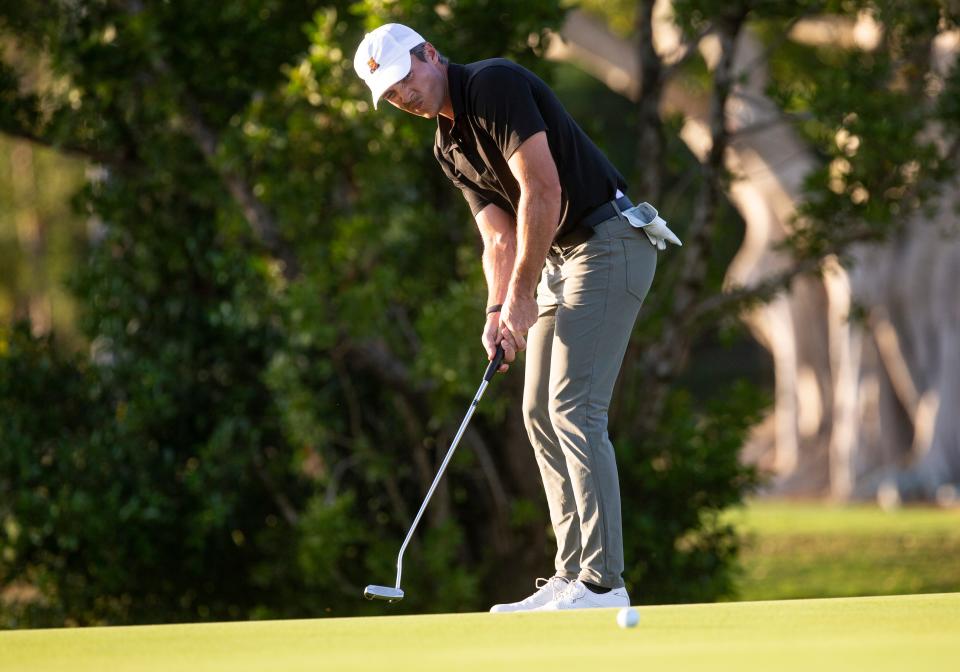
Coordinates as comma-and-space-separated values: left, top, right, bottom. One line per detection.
364, 585, 404, 602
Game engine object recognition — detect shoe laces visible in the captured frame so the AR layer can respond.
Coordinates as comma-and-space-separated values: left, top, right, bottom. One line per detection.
553, 579, 586, 605
532, 576, 570, 603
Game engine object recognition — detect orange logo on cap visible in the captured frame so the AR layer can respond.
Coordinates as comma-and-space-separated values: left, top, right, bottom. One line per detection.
368, 57, 380, 73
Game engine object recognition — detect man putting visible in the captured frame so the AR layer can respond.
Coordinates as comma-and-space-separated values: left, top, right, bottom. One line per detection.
354, 23, 680, 612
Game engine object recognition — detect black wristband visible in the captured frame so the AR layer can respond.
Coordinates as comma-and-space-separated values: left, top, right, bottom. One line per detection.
486, 304, 503, 315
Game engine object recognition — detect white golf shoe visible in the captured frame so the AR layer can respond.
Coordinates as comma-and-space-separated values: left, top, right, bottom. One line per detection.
533, 579, 629, 611
489, 577, 571, 613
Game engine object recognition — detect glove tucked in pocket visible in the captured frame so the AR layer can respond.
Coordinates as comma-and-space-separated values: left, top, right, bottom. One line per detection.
620, 202, 682, 250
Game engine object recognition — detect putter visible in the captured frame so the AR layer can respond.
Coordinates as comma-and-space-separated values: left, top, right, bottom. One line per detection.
364, 344, 506, 603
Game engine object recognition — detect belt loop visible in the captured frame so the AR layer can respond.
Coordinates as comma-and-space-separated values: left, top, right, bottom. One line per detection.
611, 198, 624, 219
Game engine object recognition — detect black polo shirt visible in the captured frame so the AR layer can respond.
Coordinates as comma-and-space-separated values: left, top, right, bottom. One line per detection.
434, 59, 627, 240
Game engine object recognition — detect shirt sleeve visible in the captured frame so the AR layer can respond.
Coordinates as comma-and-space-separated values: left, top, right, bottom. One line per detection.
470, 66, 548, 160
434, 145, 498, 217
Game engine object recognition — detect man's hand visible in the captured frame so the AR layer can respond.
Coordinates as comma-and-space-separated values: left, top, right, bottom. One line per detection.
499, 291, 538, 357
483, 312, 512, 372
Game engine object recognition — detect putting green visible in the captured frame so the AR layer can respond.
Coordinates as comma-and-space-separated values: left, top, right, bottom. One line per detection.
2, 593, 957, 671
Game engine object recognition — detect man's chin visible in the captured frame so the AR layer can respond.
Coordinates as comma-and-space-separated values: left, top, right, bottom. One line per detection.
400, 104, 437, 119
417, 108, 438, 119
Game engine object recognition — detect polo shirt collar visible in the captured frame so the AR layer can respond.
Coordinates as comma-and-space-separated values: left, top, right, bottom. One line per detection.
447, 63, 466, 118
438, 63, 466, 139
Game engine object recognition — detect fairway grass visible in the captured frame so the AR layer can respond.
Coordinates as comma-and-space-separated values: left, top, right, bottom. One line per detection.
2, 593, 957, 671
729, 502, 960, 600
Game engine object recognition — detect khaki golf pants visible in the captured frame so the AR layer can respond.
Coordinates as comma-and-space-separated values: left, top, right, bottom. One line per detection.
523, 213, 657, 589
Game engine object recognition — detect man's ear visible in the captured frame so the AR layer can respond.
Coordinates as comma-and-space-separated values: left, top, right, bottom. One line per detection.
425, 42, 439, 63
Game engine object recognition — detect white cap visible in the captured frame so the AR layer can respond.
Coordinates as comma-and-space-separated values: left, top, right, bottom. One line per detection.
353, 23, 426, 109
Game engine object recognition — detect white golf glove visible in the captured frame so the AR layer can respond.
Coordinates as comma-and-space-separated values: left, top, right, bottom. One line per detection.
621, 202, 682, 250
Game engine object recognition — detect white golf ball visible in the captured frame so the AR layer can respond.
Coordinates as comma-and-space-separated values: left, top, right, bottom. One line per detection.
616, 606, 640, 628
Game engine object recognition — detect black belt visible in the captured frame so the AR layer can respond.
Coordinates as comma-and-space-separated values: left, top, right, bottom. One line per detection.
554, 195, 634, 250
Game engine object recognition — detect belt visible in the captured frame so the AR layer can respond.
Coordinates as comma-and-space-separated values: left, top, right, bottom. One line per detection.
553, 195, 634, 249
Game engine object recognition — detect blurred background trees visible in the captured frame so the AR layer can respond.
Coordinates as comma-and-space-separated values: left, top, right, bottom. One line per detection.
0, 0, 957, 626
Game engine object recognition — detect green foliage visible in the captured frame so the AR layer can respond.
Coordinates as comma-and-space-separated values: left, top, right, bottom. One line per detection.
740, 0, 959, 257
1, 0, 575, 624
618, 382, 764, 603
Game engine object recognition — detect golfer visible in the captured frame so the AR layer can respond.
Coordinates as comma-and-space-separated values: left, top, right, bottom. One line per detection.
354, 23, 680, 611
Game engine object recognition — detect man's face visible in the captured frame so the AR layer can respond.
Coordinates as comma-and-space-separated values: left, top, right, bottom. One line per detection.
380, 44, 445, 118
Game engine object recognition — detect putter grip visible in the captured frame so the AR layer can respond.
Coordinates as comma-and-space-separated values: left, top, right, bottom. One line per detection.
484, 344, 506, 382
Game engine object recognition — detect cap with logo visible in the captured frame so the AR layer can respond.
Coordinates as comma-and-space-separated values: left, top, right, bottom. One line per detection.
353, 23, 426, 109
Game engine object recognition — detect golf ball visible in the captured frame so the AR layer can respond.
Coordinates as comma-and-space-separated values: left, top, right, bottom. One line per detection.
616, 606, 640, 628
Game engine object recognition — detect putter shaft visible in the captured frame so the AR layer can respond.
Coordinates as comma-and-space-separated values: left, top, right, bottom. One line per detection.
393, 377, 490, 590
366, 346, 504, 601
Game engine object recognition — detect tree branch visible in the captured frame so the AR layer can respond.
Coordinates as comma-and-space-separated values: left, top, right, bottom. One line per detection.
251, 452, 300, 526
668, 13, 746, 318
688, 254, 825, 323
635, 0, 667, 202
463, 425, 513, 554
634, 7, 750, 430
117, 0, 302, 281
338, 338, 435, 397
174, 92, 301, 281
662, 23, 714, 80
463, 425, 510, 515
731, 109, 814, 138
730, 13, 810, 81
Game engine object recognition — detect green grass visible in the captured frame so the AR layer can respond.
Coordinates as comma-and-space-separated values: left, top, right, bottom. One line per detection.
5, 502, 958, 670
2, 593, 957, 671
728, 501, 960, 601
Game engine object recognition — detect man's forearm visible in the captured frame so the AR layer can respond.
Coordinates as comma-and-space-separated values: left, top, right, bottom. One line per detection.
509, 190, 560, 300
483, 234, 517, 306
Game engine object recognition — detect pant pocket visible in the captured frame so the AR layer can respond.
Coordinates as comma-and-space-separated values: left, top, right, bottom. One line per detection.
622, 239, 656, 303
536, 255, 563, 306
